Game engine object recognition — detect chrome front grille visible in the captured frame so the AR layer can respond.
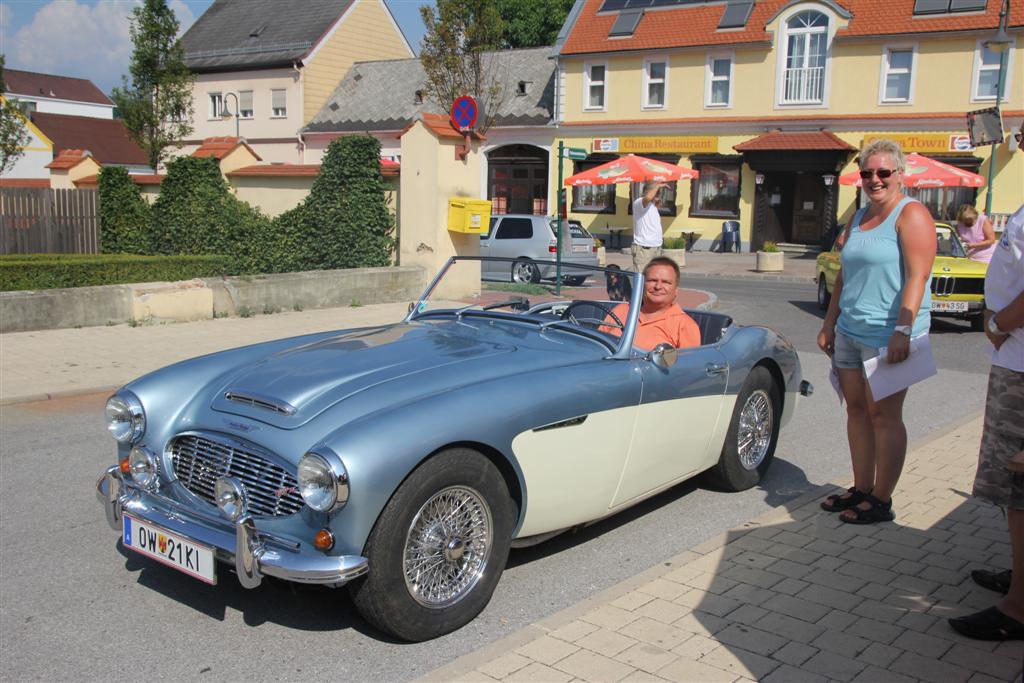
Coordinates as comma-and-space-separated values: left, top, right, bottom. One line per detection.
168, 433, 303, 518
932, 276, 984, 296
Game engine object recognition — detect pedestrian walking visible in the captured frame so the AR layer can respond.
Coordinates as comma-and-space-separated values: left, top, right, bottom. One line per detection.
817, 138, 936, 524
954, 203, 998, 263
631, 181, 667, 272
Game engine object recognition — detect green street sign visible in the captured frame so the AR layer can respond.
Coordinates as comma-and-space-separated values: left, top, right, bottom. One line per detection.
563, 147, 588, 160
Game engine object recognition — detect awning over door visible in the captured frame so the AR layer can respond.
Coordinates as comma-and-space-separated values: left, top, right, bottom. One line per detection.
733, 130, 857, 152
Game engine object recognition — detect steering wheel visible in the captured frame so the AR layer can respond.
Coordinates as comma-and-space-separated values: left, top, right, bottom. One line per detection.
561, 301, 624, 330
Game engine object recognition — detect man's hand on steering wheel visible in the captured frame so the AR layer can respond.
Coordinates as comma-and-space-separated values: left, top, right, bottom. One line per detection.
561, 301, 624, 329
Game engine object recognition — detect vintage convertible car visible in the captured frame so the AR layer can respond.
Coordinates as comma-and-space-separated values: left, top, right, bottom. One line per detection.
816, 222, 987, 330
96, 257, 811, 641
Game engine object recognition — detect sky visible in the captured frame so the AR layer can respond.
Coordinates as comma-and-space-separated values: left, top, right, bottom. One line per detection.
0, 0, 432, 95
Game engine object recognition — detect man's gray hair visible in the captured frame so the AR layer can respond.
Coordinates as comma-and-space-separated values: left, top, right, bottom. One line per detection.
859, 139, 907, 174
643, 181, 660, 194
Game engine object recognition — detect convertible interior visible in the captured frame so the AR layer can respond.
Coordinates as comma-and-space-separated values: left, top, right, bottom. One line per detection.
535, 300, 733, 347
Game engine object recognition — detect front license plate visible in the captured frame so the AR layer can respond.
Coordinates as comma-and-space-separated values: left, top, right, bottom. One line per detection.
572, 245, 588, 253
123, 514, 216, 584
932, 300, 968, 313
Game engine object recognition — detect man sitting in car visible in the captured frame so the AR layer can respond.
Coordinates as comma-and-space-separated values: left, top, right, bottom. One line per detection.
601, 257, 701, 350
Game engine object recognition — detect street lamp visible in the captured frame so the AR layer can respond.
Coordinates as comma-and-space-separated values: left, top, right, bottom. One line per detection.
221, 92, 240, 138
982, 0, 1011, 215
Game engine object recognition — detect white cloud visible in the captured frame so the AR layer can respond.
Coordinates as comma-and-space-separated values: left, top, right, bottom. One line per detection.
7, 0, 196, 96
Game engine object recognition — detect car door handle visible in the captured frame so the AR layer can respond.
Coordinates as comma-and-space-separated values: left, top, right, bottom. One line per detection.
705, 363, 727, 376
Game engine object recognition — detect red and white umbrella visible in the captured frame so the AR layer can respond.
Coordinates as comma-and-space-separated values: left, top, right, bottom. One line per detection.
839, 152, 985, 188
564, 153, 699, 186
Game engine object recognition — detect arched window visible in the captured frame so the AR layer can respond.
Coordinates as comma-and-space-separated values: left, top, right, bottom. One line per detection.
781, 10, 828, 104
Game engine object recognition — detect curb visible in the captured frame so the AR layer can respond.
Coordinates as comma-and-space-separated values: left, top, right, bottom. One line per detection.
0, 385, 119, 407
680, 271, 817, 284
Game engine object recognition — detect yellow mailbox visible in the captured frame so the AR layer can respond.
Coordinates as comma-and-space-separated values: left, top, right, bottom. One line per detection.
447, 198, 492, 234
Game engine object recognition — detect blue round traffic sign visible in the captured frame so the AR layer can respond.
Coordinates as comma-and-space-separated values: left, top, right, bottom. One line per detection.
450, 95, 478, 132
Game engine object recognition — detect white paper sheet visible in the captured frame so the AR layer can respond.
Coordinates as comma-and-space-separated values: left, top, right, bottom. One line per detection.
862, 334, 937, 401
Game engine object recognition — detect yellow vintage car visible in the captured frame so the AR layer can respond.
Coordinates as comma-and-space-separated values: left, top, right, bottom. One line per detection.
816, 223, 987, 330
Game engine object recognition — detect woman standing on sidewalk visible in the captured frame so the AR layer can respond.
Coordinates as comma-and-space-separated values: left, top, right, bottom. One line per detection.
954, 204, 997, 263
816, 139, 936, 524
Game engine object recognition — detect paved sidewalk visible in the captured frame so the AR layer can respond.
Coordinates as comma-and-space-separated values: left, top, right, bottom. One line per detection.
606, 249, 819, 284
423, 415, 1023, 683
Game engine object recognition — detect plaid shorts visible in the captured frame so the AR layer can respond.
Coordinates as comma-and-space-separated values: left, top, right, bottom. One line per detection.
972, 365, 1024, 510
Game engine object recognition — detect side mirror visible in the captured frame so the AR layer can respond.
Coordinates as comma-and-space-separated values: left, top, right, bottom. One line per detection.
649, 343, 677, 369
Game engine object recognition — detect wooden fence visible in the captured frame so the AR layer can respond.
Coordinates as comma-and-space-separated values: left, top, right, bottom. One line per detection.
0, 188, 100, 255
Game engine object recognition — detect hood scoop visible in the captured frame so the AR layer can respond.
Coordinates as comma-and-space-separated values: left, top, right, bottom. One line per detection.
223, 390, 296, 416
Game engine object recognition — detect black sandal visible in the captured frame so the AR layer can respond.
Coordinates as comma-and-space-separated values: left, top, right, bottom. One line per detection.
820, 487, 869, 512
839, 494, 895, 524
949, 606, 1024, 641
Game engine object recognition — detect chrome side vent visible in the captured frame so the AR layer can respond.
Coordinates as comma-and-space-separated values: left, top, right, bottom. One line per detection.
224, 391, 296, 416
533, 415, 588, 432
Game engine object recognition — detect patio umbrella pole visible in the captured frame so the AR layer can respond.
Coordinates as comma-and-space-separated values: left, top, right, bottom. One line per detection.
556, 141, 564, 297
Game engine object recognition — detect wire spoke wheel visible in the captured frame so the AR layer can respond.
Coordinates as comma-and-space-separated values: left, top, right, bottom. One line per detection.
403, 485, 493, 608
737, 389, 773, 470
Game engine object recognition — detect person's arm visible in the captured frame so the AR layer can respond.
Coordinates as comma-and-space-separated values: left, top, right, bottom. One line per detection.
642, 182, 665, 208
984, 291, 1024, 350
967, 217, 997, 250
889, 202, 937, 363
817, 222, 851, 357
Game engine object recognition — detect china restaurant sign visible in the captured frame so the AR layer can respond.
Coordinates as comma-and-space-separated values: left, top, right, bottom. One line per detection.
591, 136, 718, 154
863, 134, 975, 153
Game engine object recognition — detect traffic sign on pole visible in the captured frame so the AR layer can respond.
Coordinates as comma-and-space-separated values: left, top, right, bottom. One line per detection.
563, 147, 588, 160
450, 96, 478, 132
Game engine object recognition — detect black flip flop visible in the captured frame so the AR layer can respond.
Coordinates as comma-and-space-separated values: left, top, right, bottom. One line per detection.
949, 606, 1024, 641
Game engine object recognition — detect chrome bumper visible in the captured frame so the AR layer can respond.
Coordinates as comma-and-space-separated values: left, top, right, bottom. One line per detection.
96, 466, 368, 588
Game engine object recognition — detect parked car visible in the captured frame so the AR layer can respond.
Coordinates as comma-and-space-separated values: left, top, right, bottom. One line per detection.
96, 258, 811, 642
816, 222, 987, 330
480, 214, 599, 285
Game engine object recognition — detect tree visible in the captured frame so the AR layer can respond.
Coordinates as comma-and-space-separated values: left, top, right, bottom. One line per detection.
497, 0, 575, 49
111, 0, 194, 171
419, 0, 509, 133
0, 55, 31, 175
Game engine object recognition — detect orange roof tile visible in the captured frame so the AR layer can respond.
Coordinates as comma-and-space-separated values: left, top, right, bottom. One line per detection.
560, 0, 1022, 54
74, 173, 164, 187
227, 160, 401, 178
397, 113, 486, 141
0, 178, 51, 188
734, 130, 858, 151
192, 136, 262, 161
46, 149, 93, 170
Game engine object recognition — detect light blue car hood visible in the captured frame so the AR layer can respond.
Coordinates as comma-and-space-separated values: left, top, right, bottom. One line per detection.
209, 322, 522, 428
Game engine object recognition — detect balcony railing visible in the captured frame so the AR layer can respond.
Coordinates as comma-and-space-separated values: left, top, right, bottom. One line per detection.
782, 66, 825, 104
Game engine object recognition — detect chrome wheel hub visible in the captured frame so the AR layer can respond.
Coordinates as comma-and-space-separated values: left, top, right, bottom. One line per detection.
738, 389, 773, 470
404, 485, 492, 608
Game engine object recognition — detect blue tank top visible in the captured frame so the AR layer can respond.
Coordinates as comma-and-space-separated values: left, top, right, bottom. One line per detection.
837, 197, 931, 348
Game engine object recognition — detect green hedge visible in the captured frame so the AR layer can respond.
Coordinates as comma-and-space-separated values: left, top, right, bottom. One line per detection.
0, 253, 231, 291
98, 166, 153, 254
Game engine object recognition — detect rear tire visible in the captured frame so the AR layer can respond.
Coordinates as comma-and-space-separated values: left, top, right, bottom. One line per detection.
706, 366, 781, 491
512, 260, 541, 284
970, 314, 984, 332
350, 449, 514, 642
817, 276, 830, 311
563, 276, 586, 287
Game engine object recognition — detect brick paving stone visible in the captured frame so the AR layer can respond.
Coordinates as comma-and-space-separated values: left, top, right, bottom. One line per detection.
968, 673, 1021, 683
992, 640, 1024, 659
932, 584, 972, 604
846, 616, 903, 644
855, 641, 902, 669
761, 664, 830, 683
920, 565, 966, 586
810, 555, 845, 572
477, 653, 532, 679
505, 662, 575, 683
853, 582, 893, 603
753, 612, 826, 645
731, 550, 778, 570
847, 535, 877, 550
809, 629, 872, 659
553, 651, 635, 683
657, 655, 739, 683
771, 641, 819, 667
765, 558, 815, 580
662, 564, 703, 585
611, 591, 657, 612
924, 551, 968, 572
634, 598, 691, 625
952, 534, 993, 551
849, 665, 917, 683
805, 538, 847, 557
958, 589, 1000, 610
674, 590, 740, 617
699, 645, 780, 680
619, 670, 668, 683
948, 545, 993, 564
800, 650, 868, 682
615, 642, 679, 674
890, 558, 927, 575
713, 623, 787, 656
575, 628, 639, 657
721, 583, 776, 606
975, 527, 1010, 543
817, 609, 860, 632
891, 629, 954, 658
851, 550, 904, 570
804, 568, 868, 593
725, 603, 770, 626
895, 610, 940, 634
922, 538, 954, 554
837, 561, 898, 586
514, 636, 579, 666
620, 617, 693, 650
672, 610, 730, 637
761, 543, 820, 564
671, 633, 720, 660
581, 605, 642, 631
550, 620, 600, 643
682, 572, 740, 595
795, 583, 863, 612
720, 564, 785, 590
875, 528, 930, 548
453, 671, 499, 682
761, 593, 833, 623
732, 535, 775, 554
771, 530, 813, 548
890, 573, 941, 595
748, 525, 783, 540
889, 650, 972, 683
638, 578, 690, 601
885, 590, 937, 613
772, 577, 811, 596
942, 642, 1024, 680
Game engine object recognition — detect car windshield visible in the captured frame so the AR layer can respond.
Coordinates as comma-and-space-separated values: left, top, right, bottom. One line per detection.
936, 225, 967, 258
407, 257, 646, 354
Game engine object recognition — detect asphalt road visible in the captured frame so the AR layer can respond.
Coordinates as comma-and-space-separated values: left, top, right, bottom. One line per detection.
0, 278, 992, 681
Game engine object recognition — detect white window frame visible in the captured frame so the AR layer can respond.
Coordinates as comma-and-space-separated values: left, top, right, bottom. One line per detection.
208, 91, 224, 119
971, 38, 1015, 103
271, 88, 288, 118
878, 44, 917, 105
583, 61, 608, 112
774, 8, 835, 109
704, 52, 734, 109
238, 89, 254, 119
642, 56, 668, 109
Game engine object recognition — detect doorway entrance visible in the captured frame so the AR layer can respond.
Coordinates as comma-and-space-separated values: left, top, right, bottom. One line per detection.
487, 144, 549, 215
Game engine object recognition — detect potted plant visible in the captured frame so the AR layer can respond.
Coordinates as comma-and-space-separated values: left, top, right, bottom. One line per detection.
661, 236, 687, 267
756, 240, 784, 272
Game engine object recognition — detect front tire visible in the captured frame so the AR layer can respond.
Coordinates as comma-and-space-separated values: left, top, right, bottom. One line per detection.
706, 366, 781, 491
350, 449, 514, 642
512, 260, 541, 284
563, 275, 586, 287
817, 276, 830, 311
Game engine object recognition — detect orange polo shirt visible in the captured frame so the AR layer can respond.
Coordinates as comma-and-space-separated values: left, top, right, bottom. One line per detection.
602, 303, 701, 350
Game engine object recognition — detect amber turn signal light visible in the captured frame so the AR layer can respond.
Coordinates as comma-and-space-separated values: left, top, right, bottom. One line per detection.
119, 457, 131, 475
313, 528, 335, 552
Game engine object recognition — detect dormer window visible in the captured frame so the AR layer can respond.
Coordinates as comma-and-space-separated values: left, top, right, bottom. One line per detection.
517, 81, 529, 96
414, 89, 427, 105
779, 10, 829, 105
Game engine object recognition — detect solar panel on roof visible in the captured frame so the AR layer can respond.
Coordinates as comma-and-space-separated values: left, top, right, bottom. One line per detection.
912, 0, 951, 14
599, 0, 629, 11
610, 9, 644, 36
949, 0, 987, 11
719, 0, 754, 29
625, 0, 655, 8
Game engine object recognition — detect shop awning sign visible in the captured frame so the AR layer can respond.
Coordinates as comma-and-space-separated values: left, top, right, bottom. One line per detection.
591, 136, 717, 154
863, 133, 975, 153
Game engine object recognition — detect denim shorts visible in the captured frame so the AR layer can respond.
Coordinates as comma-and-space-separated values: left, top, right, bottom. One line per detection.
833, 330, 880, 370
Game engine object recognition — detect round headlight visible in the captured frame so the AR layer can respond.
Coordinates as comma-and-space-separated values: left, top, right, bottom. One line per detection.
105, 392, 145, 443
296, 451, 349, 513
128, 446, 158, 489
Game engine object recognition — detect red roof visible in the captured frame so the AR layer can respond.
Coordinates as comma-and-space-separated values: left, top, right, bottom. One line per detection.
0, 178, 51, 188
397, 113, 486, 141
733, 130, 858, 152
227, 159, 401, 178
2, 68, 113, 106
46, 149, 93, 170
192, 137, 262, 161
74, 174, 165, 187
30, 112, 147, 166
560, 0, 1023, 55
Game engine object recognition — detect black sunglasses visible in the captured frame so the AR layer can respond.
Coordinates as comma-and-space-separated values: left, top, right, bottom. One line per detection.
859, 168, 897, 180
